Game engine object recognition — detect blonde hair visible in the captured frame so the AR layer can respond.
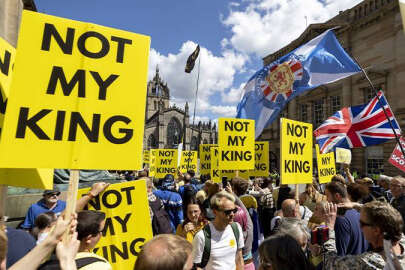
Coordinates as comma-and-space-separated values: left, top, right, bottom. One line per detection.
210, 190, 235, 210
0, 229, 7, 262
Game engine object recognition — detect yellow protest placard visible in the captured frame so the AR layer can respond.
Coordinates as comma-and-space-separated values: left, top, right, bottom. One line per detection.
154, 149, 178, 178
0, 36, 53, 189
199, 144, 215, 175
250, 141, 269, 177
0, 10, 150, 170
77, 180, 152, 269
179, 151, 197, 173
210, 147, 221, 183
149, 150, 156, 177
218, 118, 255, 170
316, 144, 335, 184
281, 118, 313, 184
335, 147, 351, 164
143, 150, 150, 164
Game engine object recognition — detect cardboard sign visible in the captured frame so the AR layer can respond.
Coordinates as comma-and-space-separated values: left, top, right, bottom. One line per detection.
153, 149, 178, 178
143, 150, 149, 164
149, 150, 156, 177
335, 147, 352, 164
210, 147, 221, 183
316, 144, 335, 184
77, 180, 152, 269
0, 36, 53, 189
0, 11, 150, 170
389, 137, 405, 173
218, 118, 255, 170
179, 151, 197, 173
199, 144, 215, 175
281, 118, 313, 184
251, 141, 269, 177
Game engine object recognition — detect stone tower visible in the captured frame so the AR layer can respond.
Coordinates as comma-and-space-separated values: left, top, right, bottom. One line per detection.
145, 66, 170, 119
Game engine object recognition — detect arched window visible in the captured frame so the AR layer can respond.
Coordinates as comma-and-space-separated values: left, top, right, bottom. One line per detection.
147, 134, 157, 149
190, 136, 198, 150
167, 117, 182, 148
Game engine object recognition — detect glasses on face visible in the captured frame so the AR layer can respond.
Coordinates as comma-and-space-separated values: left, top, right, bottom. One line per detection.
359, 219, 373, 228
47, 193, 60, 197
219, 208, 238, 216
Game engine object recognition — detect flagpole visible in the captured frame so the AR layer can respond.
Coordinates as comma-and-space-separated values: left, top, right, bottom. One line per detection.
191, 57, 201, 150
357, 66, 405, 158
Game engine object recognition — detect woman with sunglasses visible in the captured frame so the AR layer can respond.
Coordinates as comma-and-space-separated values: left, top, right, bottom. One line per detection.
176, 197, 207, 242
322, 201, 405, 269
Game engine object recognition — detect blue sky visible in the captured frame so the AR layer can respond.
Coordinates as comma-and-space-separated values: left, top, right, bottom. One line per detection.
36, 0, 362, 123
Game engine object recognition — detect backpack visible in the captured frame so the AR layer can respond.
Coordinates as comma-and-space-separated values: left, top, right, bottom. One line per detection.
38, 254, 106, 270
149, 197, 173, 235
182, 184, 197, 205
196, 223, 240, 268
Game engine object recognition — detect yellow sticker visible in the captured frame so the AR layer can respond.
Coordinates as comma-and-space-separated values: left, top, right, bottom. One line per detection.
229, 239, 236, 247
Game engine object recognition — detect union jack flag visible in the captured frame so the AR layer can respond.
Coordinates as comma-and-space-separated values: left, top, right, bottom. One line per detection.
314, 91, 401, 153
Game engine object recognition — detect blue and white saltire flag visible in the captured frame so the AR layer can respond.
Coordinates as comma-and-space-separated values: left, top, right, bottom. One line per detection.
236, 29, 362, 138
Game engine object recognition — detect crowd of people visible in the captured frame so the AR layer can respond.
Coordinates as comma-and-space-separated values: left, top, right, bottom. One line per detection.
0, 167, 405, 270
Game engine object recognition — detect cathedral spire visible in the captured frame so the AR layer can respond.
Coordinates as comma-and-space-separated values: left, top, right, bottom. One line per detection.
185, 102, 189, 114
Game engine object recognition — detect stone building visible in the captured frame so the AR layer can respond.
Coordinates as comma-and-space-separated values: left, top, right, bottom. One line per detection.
143, 67, 217, 150
260, 0, 405, 176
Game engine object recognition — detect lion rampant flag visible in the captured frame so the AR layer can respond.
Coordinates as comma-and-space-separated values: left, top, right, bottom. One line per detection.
236, 29, 361, 138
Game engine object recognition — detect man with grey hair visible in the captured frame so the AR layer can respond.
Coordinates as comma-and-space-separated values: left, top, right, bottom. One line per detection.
277, 218, 310, 252
390, 176, 405, 230
192, 191, 244, 270
270, 199, 301, 232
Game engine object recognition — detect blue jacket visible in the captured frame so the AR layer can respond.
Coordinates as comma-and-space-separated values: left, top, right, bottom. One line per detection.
153, 189, 183, 232
21, 199, 66, 229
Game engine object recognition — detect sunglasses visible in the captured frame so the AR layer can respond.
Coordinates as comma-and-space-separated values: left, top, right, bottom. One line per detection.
219, 208, 238, 216
47, 192, 60, 197
359, 220, 372, 228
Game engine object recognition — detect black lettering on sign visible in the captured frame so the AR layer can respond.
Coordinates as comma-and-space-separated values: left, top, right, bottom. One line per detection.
0, 49, 11, 76
47, 66, 119, 101
157, 167, 176, 173
321, 156, 330, 165
93, 238, 145, 263
212, 169, 220, 177
158, 150, 175, 157
255, 143, 264, 151
204, 155, 211, 161
255, 153, 262, 160
227, 135, 246, 147
224, 121, 250, 132
284, 160, 310, 173
255, 163, 267, 170
288, 142, 305, 155
68, 112, 100, 142
41, 23, 132, 64
286, 122, 309, 138
320, 167, 335, 177
102, 189, 122, 208
0, 86, 7, 115
160, 159, 172, 165
221, 150, 252, 161
121, 186, 135, 205
202, 146, 210, 152
15, 108, 133, 144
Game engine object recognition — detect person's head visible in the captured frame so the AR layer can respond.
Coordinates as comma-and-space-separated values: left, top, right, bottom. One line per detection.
42, 188, 61, 205
206, 181, 220, 198
357, 177, 374, 188
232, 177, 249, 196
161, 174, 176, 191
0, 230, 7, 270
134, 234, 193, 270
184, 173, 192, 184
346, 183, 369, 202
258, 233, 314, 270
187, 170, 195, 178
325, 182, 348, 203
142, 177, 154, 194
378, 175, 392, 190
184, 197, 202, 225
331, 174, 345, 186
32, 211, 57, 239
360, 201, 403, 248
313, 201, 327, 220
390, 176, 405, 198
210, 191, 237, 226
233, 206, 248, 232
77, 210, 106, 251
281, 199, 299, 218
277, 219, 310, 251
299, 192, 308, 205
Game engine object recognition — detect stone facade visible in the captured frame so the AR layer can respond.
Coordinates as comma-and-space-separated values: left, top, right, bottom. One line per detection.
260, 0, 405, 176
143, 67, 217, 150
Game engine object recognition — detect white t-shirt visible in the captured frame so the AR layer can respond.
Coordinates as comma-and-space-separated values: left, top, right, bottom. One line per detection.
192, 222, 244, 270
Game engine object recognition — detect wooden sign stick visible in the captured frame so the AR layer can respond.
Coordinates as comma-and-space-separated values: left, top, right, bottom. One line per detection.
295, 184, 299, 202
63, 169, 79, 243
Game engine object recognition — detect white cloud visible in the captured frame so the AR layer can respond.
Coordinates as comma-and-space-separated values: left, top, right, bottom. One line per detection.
221, 0, 363, 57
148, 41, 247, 121
221, 82, 245, 104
